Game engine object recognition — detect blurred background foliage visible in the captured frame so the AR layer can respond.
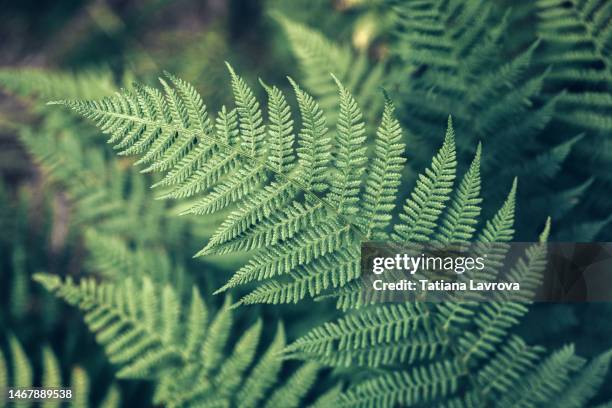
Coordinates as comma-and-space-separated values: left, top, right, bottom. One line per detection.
0, 0, 610, 405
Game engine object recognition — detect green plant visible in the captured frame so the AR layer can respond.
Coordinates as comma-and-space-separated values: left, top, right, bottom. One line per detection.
535, 0, 612, 240
47, 67, 611, 406
282, 177, 610, 406
0, 68, 116, 101
273, 13, 386, 123
275, 1, 611, 241
49, 66, 405, 305
536, 0, 611, 136
0, 334, 120, 408
35, 274, 337, 408
0, 67, 206, 406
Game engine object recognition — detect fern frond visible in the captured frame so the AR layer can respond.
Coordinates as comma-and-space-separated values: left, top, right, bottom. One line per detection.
386, 0, 600, 240
35, 274, 190, 380
0, 335, 120, 408
553, 350, 612, 408
535, 0, 612, 234
264, 362, 319, 408
41, 347, 61, 408
392, 0, 555, 163
52, 68, 401, 304
457, 302, 529, 363
36, 274, 328, 407
498, 345, 584, 408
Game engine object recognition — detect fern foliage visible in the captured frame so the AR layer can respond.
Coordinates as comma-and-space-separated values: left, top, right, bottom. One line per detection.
35, 274, 330, 408
0, 334, 121, 408
535, 0, 612, 239
274, 2, 601, 241
51, 67, 408, 305
274, 13, 386, 123
48, 64, 612, 406
390, 0, 556, 167
536, 0, 611, 135
388, 0, 611, 240
287, 212, 611, 407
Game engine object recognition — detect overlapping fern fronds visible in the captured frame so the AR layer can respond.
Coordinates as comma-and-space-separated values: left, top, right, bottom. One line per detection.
50, 65, 408, 305
536, 0, 611, 136
536, 0, 612, 239
390, 0, 558, 164
48, 65, 612, 406
391, 0, 611, 241
287, 215, 612, 407
49, 68, 561, 308
17, 103, 210, 269
275, 2, 597, 240
35, 274, 334, 408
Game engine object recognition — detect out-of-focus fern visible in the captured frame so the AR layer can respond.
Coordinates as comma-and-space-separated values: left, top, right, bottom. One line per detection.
536, 0, 611, 135
273, 13, 386, 123
536, 0, 612, 240
0, 334, 121, 408
0, 184, 127, 408
0, 185, 61, 334
0, 68, 116, 101
20, 124, 124, 234
387, 0, 598, 240
16, 106, 205, 266
35, 274, 334, 408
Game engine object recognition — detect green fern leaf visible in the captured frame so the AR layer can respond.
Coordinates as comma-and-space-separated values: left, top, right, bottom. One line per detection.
392, 117, 457, 243
358, 98, 406, 239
